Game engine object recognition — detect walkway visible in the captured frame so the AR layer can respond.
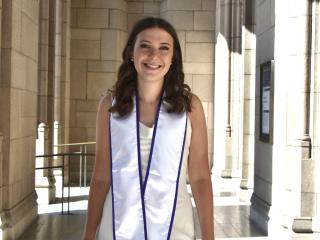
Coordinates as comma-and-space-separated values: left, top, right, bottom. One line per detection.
18, 176, 318, 240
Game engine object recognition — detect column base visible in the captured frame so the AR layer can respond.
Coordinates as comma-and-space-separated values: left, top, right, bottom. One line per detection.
35, 175, 56, 204
250, 193, 270, 234
0, 190, 38, 239
221, 168, 240, 178
293, 217, 313, 233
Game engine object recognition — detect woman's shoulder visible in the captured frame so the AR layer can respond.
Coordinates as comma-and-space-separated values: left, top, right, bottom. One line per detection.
98, 91, 113, 115
100, 91, 114, 107
189, 93, 203, 113
188, 93, 206, 126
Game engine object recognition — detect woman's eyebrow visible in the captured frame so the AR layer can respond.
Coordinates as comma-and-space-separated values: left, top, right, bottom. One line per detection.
139, 40, 171, 46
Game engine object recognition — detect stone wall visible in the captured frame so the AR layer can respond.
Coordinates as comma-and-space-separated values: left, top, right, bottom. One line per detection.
0, 0, 39, 238
160, 0, 215, 165
70, 0, 127, 181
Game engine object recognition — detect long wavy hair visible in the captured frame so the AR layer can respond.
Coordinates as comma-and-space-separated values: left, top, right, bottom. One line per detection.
109, 17, 192, 116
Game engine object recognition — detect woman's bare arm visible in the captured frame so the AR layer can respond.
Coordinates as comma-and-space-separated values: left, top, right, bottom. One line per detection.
83, 95, 111, 239
188, 94, 214, 240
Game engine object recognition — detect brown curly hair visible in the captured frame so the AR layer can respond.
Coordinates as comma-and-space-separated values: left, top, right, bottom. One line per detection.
109, 17, 192, 116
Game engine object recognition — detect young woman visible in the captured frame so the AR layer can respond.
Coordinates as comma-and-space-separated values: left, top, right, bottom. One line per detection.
83, 17, 214, 240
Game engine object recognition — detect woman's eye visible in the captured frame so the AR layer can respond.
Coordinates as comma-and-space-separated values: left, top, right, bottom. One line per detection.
160, 46, 169, 51
140, 44, 150, 48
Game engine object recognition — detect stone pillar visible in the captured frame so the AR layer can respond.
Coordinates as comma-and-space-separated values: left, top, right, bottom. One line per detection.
54, 0, 72, 152
0, 0, 39, 238
35, 123, 56, 204
291, 0, 316, 233
313, 2, 320, 233
160, 0, 215, 168
240, 0, 255, 201
214, 0, 243, 178
0, 132, 3, 238
36, 0, 57, 204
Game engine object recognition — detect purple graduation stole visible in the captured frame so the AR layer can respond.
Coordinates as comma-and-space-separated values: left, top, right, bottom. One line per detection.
109, 94, 187, 239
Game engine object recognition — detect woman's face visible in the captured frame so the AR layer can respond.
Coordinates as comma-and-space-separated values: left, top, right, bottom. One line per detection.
132, 27, 174, 85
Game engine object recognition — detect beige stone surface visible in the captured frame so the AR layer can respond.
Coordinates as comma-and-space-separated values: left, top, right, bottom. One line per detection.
143, 2, 160, 14
77, 9, 108, 29
109, 9, 127, 30
161, 11, 194, 30
69, 127, 86, 142
21, 13, 38, 60
11, 4, 22, 51
21, 0, 39, 21
87, 72, 115, 100
86, 0, 125, 10
194, 11, 215, 31
128, 2, 143, 13
127, 13, 156, 32
70, 60, 87, 99
164, 0, 201, 11
183, 62, 214, 74
186, 42, 214, 63
71, 0, 85, 8
11, 51, 27, 89
186, 31, 214, 43
71, 29, 100, 41
76, 112, 97, 128
71, 8, 77, 27
202, 0, 216, 11
101, 30, 121, 61
177, 30, 186, 60
192, 74, 214, 102
26, 59, 38, 92
76, 100, 99, 112
88, 60, 117, 73
71, 39, 100, 59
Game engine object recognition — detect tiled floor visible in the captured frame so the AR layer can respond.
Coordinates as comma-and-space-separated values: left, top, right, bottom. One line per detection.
18, 176, 319, 240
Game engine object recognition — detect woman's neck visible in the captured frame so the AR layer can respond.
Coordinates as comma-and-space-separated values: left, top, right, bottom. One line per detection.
137, 80, 163, 104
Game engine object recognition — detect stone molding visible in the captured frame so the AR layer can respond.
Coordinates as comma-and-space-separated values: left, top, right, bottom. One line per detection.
0, 191, 38, 239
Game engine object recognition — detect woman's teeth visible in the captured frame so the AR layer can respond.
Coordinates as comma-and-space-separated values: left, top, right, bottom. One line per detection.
144, 63, 161, 69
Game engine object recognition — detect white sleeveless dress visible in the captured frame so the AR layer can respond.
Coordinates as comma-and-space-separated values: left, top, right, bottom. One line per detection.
97, 117, 195, 239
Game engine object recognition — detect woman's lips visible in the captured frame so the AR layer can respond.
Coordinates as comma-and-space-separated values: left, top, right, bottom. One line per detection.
143, 63, 162, 69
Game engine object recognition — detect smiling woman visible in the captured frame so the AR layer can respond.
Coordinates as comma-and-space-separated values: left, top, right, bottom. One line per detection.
83, 17, 214, 240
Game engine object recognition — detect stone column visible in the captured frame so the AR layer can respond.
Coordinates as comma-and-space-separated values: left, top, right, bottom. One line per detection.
214, 0, 243, 178
291, 0, 317, 233
0, 0, 39, 238
240, 0, 255, 201
313, 2, 320, 233
36, 0, 56, 204
0, 132, 3, 238
35, 123, 56, 204
54, 0, 72, 156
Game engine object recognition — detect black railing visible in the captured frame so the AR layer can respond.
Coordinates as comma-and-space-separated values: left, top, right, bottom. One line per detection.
35, 152, 95, 214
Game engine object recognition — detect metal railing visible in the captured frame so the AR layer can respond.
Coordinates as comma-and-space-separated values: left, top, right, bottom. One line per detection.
54, 142, 96, 187
35, 151, 95, 214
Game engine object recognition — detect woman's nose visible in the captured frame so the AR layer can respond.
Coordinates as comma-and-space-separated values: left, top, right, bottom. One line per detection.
148, 48, 159, 57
